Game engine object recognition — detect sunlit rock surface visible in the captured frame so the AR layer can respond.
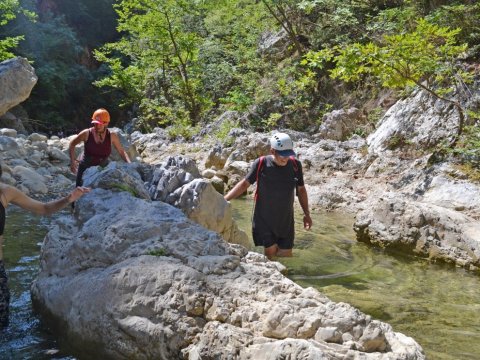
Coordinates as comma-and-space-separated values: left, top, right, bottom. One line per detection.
0, 57, 38, 116
32, 172, 424, 359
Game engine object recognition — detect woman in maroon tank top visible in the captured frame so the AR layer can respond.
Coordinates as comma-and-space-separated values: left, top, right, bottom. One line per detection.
68, 108, 131, 186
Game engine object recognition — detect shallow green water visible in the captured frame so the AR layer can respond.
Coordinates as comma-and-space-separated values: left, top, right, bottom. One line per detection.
0, 207, 73, 359
231, 198, 480, 360
1, 201, 479, 359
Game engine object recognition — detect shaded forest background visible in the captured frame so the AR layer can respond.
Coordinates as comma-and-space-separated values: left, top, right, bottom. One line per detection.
1, 0, 479, 138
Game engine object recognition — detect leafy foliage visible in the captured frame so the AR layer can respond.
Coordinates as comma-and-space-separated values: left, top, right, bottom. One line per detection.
448, 120, 480, 181
202, 0, 273, 111
307, 19, 468, 92
148, 248, 169, 256
95, 0, 207, 126
166, 117, 199, 141
14, 13, 93, 128
1, 0, 479, 139
427, 3, 480, 57
304, 17, 472, 145
1, 0, 121, 132
0, 0, 35, 61
210, 118, 240, 146
49, 0, 118, 46
450, 123, 480, 161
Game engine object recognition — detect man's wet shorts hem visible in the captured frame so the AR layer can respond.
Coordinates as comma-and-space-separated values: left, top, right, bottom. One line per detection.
252, 230, 293, 249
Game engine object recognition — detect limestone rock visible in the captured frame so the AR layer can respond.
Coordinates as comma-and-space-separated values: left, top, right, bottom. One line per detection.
354, 193, 480, 270
367, 90, 459, 153
204, 144, 231, 170
318, 107, 364, 141
32, 186, 424, 359
109, 127, 140, 162
171, 179, 250, 248
83, 162, 151, 200
149, 156, 200, 202
0, 112, 26, 134
0, 57, 37, 116
12, 165, 48, 194
28, 132, 48, 142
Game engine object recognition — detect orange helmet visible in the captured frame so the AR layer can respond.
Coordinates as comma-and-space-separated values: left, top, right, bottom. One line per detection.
91, 108, 110, 125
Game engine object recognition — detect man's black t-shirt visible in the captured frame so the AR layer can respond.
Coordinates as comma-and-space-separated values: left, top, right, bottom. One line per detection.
245, 156, 304, 247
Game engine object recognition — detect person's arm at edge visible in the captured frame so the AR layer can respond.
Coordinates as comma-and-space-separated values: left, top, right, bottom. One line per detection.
5, 186, 90, 216
69, 130, 88, 173
224, 179, 251, 201
297, 185, 312, 230
111, 133, 131, 163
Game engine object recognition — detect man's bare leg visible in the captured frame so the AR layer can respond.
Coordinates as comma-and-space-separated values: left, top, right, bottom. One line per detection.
276, 248, 292, 257
264, 244, 278, 259
264, 246, 292, 259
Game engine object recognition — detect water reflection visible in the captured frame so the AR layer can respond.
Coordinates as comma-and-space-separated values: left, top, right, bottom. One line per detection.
0, 207, 73, 359
231, 198, 480, 360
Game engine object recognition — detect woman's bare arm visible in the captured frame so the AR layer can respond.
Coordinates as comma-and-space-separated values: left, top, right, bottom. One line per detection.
111, 133, 131, 163
3, 185, 90, 216
69, 129, 89, 173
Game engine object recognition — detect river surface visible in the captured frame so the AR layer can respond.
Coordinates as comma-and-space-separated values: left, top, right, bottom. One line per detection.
1, 202, 479, 359
0, 207, 73, 360
231, 198, 480, 360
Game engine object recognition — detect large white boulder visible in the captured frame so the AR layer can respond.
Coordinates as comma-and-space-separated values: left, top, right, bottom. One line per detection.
0, 57, 37, 116
367, 90, 459, 153
31, 183, 424, 359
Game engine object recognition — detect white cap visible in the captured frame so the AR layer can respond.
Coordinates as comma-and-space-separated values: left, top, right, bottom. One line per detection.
270, 132, 296, 157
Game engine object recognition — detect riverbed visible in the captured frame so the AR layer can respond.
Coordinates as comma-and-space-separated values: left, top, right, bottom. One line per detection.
0, 207, 73, 359
231, 198, 480, 360
1, 202, 479, 359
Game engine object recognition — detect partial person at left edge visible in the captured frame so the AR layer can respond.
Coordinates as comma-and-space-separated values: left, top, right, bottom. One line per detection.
0, 163, 90, 329
69, 108, 131, 186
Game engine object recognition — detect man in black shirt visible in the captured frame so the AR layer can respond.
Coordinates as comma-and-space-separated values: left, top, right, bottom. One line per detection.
224, 133, 312, 259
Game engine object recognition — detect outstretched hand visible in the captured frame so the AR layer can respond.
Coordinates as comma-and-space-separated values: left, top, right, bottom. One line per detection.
68, 187, 90, 203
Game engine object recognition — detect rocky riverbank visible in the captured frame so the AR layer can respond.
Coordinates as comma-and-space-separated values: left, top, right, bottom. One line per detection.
30, 163, 424, 359
2, 55, 479, 358
2, 57, 478, 272
0, 125, 424, 358
128, 111, 480, 272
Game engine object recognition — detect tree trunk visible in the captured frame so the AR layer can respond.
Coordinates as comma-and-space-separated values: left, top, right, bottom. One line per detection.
449, 102, 464, 148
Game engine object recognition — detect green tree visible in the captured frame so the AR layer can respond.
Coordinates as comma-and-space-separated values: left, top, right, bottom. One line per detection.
260, 0, 307, 55
201, 0, 275, 111
305, 18, 472, 146
427, 2, 480, 55
95, 0, 207, 127
51, 0, 118, 46
0, 0, 35, 61
2, 0, 122, 131
16, 13, 89, 128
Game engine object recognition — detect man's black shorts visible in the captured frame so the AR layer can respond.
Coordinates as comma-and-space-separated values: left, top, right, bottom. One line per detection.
252, 228, 293, 250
